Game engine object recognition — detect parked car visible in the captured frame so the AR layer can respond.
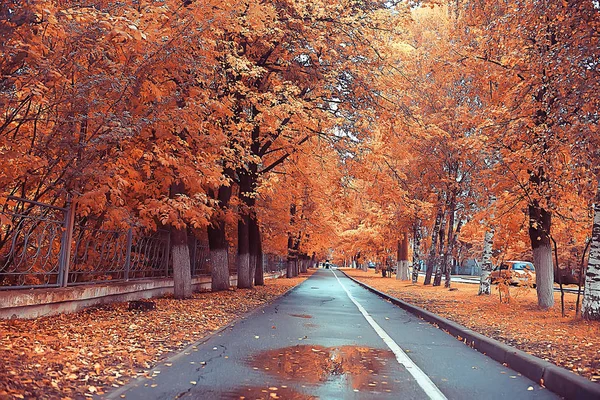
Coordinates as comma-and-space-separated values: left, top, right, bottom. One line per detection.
491, 261, 536, 287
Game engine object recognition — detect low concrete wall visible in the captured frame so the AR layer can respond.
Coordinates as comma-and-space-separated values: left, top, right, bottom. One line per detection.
0, 271, 286, 319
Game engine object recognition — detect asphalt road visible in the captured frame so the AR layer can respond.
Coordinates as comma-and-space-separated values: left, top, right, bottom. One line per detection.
105, 269, 559, 400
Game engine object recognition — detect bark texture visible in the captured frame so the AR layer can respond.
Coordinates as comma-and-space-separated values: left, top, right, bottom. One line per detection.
478, 229, 494, 295
169, 181, 192, 299
208, 181, 233, 292
529, 201, 554, 309
170, 228, 193, 299
582, 183, 600, 320
397, 233, 410, 280
209, 248, 230, 291
433, 205, 448, 287
253, 219, 264, 286
424, 205, 443, 285
412, 221, 422, 284
237, 215, 252, 288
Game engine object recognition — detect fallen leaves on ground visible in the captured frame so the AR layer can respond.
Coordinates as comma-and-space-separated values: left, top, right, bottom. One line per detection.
0, 274, 310, 399
344, 269, 600, 382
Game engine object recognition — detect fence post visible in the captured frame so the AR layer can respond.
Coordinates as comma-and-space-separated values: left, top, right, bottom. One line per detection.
59, 198, 76, 287
124, 228, 133, 281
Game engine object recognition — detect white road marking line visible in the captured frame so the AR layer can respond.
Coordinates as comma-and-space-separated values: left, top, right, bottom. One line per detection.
332, 270, 447, 400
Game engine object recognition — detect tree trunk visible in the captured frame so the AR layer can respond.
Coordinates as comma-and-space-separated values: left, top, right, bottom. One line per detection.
397, 232, 410, 280
251, 216, 264, 286
425, 205, 443, 285
433, 204, 448, 287
412, 220, 422, 284
583, 182, 600, 320
237, 214, 252, 288
478, 229, 495, 295
208, 178, 233, 292
286, 233, 295, 278
248, 215, 258, 287
170, 225, 193, 299
208, 222, 230, 292
169, 182, 192, 299
443, 195, 459, 289
529, 200, 554, 309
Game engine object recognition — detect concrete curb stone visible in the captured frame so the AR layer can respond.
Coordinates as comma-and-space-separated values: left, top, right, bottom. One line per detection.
340, 269, 600, 400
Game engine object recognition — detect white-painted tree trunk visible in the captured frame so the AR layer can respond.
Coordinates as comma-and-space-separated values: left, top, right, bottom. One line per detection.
397, 260, 410, 280
172, 243, 192, 299
237, 253, 251, 288
210, 248, 230, 291
478, 229, 494, 295
248, 253, 257, 288
534, 243, 555, 309
582, 185, 600, 320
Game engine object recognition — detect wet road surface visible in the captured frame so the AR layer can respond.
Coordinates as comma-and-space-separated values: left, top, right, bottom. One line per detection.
105, 269, 559, 400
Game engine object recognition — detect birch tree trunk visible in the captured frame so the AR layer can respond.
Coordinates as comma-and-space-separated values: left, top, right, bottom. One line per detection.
433, 206, 448, 287
424, 205, 443, 285
582, 182, 600, 320
478, 229, 495, 295
412, 220, 422, 284
529, 200, 554, 309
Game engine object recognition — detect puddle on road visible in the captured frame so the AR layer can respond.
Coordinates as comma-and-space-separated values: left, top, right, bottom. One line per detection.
289, 314, 313, 319
222, 385, 317, 400
247, 344, 395, 392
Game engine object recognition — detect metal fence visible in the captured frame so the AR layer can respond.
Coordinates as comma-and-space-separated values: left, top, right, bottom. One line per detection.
0, 196, 286, 290
0, 197, 68, 288
264, 254, 287, 273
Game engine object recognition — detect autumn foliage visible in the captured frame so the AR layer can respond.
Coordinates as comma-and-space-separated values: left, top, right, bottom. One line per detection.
1, 1, 599, 311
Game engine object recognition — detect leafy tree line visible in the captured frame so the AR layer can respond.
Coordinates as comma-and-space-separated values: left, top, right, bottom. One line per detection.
2, 1, 599, 320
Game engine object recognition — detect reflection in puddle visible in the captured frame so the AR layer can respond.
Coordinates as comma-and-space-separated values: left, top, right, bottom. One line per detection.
247, 345, 394, 392
224, 385, 317, 400
289, 314, 313, 319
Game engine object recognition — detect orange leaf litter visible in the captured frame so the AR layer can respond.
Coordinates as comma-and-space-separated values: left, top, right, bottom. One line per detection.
0, 273, 311, 399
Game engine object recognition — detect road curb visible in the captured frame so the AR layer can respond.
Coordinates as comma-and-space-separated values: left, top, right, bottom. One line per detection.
340, 270, 600, 400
